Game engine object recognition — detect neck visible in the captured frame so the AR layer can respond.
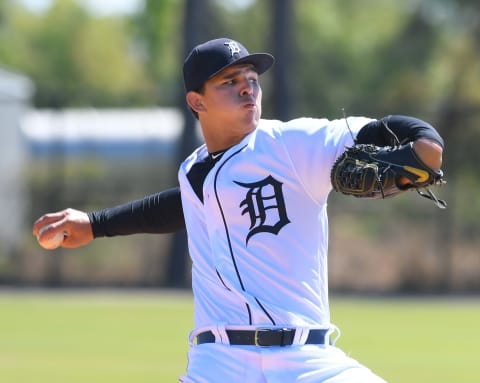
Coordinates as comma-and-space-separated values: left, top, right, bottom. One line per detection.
204, 135, 247, 153
201, 122, 256, 153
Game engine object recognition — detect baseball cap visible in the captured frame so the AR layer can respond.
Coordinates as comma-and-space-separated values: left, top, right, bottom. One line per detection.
183, 38, 274, 92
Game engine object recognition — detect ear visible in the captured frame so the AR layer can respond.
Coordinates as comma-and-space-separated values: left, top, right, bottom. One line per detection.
186, 91, 206, 113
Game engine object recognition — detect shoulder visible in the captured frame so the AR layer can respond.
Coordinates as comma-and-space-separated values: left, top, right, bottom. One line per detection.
259, 116, 373, 134
259, 117, 378, 162
180, 144, 208, 172
256, 118, 331, 140
258, 116, 370, 141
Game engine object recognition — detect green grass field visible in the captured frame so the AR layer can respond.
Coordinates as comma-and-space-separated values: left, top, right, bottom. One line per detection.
0, 291, 479, 382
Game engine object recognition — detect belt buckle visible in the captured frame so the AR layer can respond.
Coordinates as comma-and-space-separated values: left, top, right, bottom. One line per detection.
254, 327, 295, 347
254, 328, 273, 347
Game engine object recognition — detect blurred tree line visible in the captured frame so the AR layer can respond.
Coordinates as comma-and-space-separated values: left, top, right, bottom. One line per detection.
1, 0, 479, 291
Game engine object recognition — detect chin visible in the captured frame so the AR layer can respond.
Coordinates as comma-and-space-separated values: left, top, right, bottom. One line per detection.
245, 117, 260, 131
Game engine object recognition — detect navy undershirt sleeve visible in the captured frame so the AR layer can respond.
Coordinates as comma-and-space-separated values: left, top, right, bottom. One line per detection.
88, 187, 185, 237
87, 154, 218, 238
356, 115, 444, 148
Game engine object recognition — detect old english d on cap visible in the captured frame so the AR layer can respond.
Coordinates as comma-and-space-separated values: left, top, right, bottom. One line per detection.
183, 38, 274, 92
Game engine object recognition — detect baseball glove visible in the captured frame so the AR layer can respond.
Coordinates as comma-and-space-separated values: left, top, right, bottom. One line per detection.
330, 142, 447, 208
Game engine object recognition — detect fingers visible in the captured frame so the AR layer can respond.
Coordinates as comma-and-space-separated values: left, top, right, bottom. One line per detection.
33, 208, 94, 249
33, 210, 70, 237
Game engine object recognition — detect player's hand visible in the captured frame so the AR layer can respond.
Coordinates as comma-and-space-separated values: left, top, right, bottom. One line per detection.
33, 208, 94, 249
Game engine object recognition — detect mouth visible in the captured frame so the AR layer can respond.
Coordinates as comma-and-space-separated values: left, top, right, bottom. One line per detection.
243, 100, 257, 109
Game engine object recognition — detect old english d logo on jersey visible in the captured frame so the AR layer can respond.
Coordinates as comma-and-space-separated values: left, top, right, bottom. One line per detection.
234, 175, 291, 244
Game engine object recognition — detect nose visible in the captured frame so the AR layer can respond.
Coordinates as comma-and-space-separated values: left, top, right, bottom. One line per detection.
240, 80, 254, 97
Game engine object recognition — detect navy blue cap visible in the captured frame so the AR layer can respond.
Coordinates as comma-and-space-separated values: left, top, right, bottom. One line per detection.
183, 38, 274, 92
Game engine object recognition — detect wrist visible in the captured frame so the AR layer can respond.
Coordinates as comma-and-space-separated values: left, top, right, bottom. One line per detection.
413, 138, 443, 170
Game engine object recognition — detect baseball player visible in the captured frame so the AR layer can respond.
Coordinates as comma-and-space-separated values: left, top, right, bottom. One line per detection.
33, 38, 445, 382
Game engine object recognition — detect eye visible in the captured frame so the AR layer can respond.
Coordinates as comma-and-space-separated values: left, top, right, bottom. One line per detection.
248, 76, 259, 85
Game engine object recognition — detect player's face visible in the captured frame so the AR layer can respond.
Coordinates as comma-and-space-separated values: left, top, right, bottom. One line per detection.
201, 64, 262, 131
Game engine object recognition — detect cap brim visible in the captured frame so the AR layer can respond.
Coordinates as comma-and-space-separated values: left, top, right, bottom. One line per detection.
208, 53, 274, 81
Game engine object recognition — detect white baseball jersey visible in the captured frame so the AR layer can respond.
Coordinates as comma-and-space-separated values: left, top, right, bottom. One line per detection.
178, 116, 373, 331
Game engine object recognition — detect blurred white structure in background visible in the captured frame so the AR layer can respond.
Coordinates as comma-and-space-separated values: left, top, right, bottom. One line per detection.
0, 67, 34, 255
21, 108, 184, 157
1, 67, 198, 263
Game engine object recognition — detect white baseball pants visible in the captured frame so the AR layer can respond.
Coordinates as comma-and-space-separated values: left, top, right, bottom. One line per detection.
179, 343, 387, 383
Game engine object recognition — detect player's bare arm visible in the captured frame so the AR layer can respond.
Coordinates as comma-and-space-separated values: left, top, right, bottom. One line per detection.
394, 138, 443, 188
412, 138, 443, 170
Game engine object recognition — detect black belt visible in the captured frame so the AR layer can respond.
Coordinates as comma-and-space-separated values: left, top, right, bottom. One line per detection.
196, 328, 328, 347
